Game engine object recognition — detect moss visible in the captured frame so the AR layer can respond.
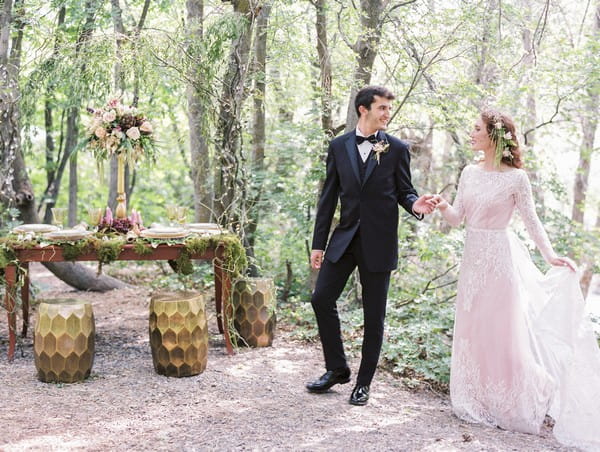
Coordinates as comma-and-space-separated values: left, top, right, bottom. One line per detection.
173, 252, 194, 275
62, 240, 95, 261
216, 234, 248, 277
132, 239, 154, 256
96, 239, 124, 264
183, 236, 210, 256
176, 233, 247, 277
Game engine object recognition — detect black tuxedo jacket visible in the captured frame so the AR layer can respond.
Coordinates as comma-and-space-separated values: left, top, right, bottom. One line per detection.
312, 130, 421, 272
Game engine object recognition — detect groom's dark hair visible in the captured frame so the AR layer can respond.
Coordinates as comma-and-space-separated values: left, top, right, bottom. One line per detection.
355, 86, 395, 116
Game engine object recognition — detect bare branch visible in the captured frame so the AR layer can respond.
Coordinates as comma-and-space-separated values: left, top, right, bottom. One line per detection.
335, 1, 353, 50
522, 95, 564, 145
577, 0, 593, 44
533, 0, 550, 47
381, 0, 418, 24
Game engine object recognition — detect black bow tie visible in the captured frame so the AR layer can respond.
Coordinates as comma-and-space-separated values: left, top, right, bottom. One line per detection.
356, 134, 378, 144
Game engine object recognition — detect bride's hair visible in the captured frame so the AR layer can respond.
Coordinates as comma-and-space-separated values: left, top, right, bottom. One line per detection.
481, 110, 523, 169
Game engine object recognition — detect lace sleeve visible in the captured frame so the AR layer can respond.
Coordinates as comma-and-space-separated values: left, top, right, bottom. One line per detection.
514, 170, 557, 263
441, 166, 467, 227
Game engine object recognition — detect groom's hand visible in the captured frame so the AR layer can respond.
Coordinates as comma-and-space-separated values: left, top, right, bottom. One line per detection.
311, 250, 324, 270
412, 194, 438, 215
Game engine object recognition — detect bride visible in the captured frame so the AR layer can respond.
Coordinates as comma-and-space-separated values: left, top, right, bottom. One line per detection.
433, 109, 600, 451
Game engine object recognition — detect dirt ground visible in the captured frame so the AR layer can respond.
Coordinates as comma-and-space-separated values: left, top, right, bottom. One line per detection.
0, 263, 576, 451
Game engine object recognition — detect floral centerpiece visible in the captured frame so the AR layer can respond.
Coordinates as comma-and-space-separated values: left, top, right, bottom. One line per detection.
86, 98, 157, 165
85, 98, 157, 219
94, 206, 143, 233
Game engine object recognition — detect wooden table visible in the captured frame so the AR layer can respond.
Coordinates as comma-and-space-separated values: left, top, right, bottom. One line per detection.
3, 242, 234, 361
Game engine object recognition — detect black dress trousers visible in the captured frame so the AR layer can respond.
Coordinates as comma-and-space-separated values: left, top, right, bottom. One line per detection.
310, 230, 391, 386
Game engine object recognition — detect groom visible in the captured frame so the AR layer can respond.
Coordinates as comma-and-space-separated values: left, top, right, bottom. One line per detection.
307, 85, 435, 405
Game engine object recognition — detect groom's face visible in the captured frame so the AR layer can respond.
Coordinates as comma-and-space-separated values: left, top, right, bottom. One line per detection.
361, 95, 391, 131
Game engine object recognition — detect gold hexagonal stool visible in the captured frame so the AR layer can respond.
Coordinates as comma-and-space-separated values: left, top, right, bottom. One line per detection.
232, 277, 276, 347
149, 291, 208, 377
34, 298, 95, 383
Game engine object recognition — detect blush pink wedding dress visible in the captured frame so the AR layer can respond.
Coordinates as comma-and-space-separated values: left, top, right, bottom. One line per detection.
441, 164, 600, 451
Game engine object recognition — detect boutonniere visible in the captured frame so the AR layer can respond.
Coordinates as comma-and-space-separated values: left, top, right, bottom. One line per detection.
372, 140, 390, 164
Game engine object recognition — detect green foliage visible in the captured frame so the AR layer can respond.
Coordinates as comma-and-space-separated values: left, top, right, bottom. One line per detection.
0, 243, 17, 270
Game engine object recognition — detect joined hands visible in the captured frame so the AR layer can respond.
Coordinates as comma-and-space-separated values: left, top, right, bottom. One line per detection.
413, 194, 444, 215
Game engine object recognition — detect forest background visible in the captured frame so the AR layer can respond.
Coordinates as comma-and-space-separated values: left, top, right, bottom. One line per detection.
1, 0, 599, 386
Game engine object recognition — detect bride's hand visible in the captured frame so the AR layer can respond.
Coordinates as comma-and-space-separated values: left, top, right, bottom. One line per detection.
432, 194, 449, 210
549, 256, 577, 272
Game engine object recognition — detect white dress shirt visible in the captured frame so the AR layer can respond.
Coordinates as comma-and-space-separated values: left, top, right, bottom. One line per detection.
356, 127, 376, 163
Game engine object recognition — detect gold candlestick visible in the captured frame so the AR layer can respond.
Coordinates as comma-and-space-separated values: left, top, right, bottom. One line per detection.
115, 153, 127, 219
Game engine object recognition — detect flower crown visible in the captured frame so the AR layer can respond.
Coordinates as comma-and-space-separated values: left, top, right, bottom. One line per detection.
489, 113, 517, 166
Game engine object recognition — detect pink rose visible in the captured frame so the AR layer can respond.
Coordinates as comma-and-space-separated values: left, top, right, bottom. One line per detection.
126, 127, 140, 140
94, 127, 107, 138
102, 110, 116, 122
139, 121, 153, 134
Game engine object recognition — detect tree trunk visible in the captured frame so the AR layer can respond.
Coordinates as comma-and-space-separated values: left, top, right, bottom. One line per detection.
66, 107, 79, 226
68, 151, 78, 226
131, 0, 151, 107
244, 1, 271, 276
571, 2, 599, 299
40, 111, 71, 224
570, 2, 599, 224
185, 0, 213, 222
110, 0, 126, 94
572, 116, 596, 224
314, 0, 333, 139
343, 0, 386, 133
0, 0, 19, 210
213, 0, 258, 225
473, 0, 499, 104
521, 15, 545, 210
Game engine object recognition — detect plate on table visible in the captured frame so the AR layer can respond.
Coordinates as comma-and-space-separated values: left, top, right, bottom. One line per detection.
13, 224, 59, 234
140, 227, 190, 240
186, 223, 223, 235
43, 229, 94, 241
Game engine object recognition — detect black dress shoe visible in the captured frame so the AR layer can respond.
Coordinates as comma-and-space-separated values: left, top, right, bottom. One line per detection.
349, 384, 370, 405
306, 367, 351, 393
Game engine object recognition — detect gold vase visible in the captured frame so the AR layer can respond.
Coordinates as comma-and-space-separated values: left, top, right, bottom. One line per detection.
232, 277, 276, 347
115, 152, 127, 219
149, 291, 208, 377
34, 299, 95, 383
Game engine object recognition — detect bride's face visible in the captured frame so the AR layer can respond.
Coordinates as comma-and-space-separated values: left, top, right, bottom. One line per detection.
470, 117, 492, 152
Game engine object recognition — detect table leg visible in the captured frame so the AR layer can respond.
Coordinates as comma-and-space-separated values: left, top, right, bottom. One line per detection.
21, 262, 29, 338
213, 261, 224, 334
213, 258, 234, 356
4, 265, 17, 361
221, 267, 234, 356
